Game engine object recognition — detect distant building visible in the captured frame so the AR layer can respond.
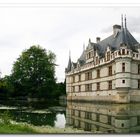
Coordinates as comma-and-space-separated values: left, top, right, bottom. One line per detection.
65, 16, 140, 103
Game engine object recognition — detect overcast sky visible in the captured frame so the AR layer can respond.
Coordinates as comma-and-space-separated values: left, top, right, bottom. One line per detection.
0, 5, 140, 82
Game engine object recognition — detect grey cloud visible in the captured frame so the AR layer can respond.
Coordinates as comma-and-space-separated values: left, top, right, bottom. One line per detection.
101, 25, 112, 33
127, 16, 140, 33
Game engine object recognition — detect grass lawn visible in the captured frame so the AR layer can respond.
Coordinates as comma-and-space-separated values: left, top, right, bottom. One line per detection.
0, 123, 37, 134
0, 110, 86, 134
0, 122, 85, 134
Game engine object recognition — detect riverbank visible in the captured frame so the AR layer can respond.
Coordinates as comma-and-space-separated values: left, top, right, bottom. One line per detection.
0, 122, 85, 134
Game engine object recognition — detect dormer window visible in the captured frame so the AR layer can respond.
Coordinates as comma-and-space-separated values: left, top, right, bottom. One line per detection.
96, 57, 99, 65
107, 51, 110, 61
86, 51, 93, 60
122, 49, 125, 55
118, 51, 121, 55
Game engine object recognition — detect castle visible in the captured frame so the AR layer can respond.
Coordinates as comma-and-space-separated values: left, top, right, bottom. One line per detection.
65, 16, 140, 103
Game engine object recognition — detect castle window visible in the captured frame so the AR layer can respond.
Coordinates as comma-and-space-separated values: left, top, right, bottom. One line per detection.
138, 80, 140, 89
107, 52, 110, 61
108, 116, 111, 125
94, 50, 96, 56
89, 72, 92, 80
108, 81, 112, 90
85, 123, 91, 131
122, 49, 125, 55
88, 53, 90, 59
72, 86, 75, 92
85, 84, 92, 91
89, 84, 92, 91
122, 80, 125, 84
97, 82, 100, 91
97, 69, 100, 78
87, 51, 93, 59
113, 53, 115, 58
90, 51, 92, 58
108, 66, 112, 76
127, 50, 129, 55
118, 51, 121, 55
85, 112, 92, 119
72, 76, 75, 83
78, 120, 81, 128
121, 123, 124, 127
85, 84, 87, 91
122, 63, 125, 72
72, 110, 75, 116
85, 71, 92, 80
78, 110, 81, 117
138, 64, 140, 74
78, 85, 81, 92
137, 54, 138, 58
96, 57, 99, 65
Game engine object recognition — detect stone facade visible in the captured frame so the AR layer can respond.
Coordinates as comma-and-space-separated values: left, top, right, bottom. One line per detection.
65, 16, 140, 103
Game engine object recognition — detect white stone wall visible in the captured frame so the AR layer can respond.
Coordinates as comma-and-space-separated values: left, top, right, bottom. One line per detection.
131, 79, 138, 89
92, 69, 96, 79
100, 81, 108, 90
66, 51, 140, 102
112, 63, 116, 74
75, 75, 79, 82
81, 85, 85, 92
115, 58, 131, 73
112, 80, 116, 89
100, 67, 108, 77
116, 77, 130, 88
131, 62, 138, 74
115, 119, 130, 128
81, 73, 85, 81
92, 83, 96, 91
130, 117, 137, 127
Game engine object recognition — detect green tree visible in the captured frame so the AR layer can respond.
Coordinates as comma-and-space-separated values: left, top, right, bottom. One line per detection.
11, 45, 56, 98
0, 76, 14, 99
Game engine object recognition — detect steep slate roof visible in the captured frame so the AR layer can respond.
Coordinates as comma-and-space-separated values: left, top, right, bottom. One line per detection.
66, 56, 72, 72
66, 19, 140, 72
78, 50, 86, 66
96, 27, 139, 58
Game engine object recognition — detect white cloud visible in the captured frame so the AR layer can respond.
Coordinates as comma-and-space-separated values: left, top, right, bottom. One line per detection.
0, 6, 140, 82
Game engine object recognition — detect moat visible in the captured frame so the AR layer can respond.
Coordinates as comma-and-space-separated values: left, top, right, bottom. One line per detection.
1, 99, 140, 134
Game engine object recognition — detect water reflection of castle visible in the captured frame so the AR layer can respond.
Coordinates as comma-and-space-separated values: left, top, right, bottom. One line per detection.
66, 101, 140, 133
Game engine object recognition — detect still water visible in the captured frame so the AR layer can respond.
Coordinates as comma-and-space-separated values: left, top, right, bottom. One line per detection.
1, 99, 140, 134
0, 100, 66, 128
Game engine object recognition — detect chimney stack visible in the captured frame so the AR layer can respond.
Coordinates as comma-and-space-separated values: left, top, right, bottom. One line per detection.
113, 25, 121, 37
96, 37, 101, 43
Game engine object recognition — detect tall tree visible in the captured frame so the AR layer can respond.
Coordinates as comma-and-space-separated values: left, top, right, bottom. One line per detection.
11, 45, 56, 98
